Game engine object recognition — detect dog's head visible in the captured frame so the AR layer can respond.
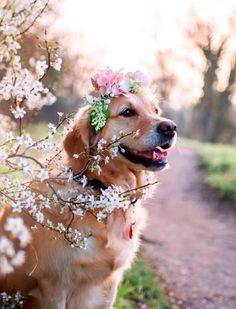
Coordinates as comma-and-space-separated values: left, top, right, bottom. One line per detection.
63, 92, 177, 186
102, 92, 177, 170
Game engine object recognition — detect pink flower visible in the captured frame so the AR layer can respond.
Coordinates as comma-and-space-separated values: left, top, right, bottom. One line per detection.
91, 73, 100, 91
126, 71, 149, 86
111, 74, 130, 96
91, 68, 148, 97
132, 71, 149, 86
91, 69, 118, 95
91, 69, 130, 96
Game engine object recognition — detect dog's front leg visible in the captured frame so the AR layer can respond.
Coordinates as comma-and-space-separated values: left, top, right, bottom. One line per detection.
100, 271, 124, 309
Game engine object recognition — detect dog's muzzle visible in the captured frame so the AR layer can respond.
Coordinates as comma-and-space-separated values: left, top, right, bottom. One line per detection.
120, 120, 177, 171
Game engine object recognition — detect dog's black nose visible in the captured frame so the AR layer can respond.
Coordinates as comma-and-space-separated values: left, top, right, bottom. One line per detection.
157, 120, 177, 137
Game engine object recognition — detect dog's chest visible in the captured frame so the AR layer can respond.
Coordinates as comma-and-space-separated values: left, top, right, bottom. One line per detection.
28, 206, 146, 309
52, 235, 135, 292
55, 206, 146, 286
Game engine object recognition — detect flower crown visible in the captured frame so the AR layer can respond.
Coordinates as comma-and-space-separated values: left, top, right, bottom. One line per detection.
87, 68, 148, 133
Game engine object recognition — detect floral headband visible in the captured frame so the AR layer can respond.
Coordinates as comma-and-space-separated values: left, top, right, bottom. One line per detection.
87, 68, 148, 133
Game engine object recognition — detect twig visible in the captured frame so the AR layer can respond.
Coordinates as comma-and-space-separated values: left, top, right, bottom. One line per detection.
119, 180, 160, 197
17, 0, 50, 37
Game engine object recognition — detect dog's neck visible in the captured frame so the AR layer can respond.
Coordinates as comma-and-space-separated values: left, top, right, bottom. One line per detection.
64, 150, 148, 196
85, 162, 146, 190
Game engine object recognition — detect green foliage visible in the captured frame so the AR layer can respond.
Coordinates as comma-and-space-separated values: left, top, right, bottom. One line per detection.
26, 122, 64, 142
116, 257, 171, 309
89, 100, 110, 133
180, 138, 236, 202
26, 122, 52, 139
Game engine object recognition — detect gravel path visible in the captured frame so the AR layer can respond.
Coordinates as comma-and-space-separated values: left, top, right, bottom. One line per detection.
142, 147, 236, 309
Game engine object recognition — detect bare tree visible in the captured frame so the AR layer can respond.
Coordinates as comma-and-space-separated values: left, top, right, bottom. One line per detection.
188, 15, 236, 142
152, 50, 176, 108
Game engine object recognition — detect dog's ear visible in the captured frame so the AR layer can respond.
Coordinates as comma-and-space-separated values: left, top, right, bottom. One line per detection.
63, 106, 91, 172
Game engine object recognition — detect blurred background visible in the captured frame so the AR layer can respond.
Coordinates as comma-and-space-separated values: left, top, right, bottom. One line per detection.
1, 0, 235, 145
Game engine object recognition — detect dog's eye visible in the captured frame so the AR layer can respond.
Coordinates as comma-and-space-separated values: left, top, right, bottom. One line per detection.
120, 108, 136, 117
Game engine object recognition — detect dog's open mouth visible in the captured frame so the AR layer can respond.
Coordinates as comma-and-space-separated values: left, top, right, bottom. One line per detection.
120, 145, 168, 170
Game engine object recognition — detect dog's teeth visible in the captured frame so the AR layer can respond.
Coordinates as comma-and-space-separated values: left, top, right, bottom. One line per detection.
153, 151, 161, 160
153, 152, 159, 160
156, 146, 163, 152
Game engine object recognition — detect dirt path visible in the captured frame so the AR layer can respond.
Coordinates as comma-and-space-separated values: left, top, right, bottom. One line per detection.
141, 147, 236, 309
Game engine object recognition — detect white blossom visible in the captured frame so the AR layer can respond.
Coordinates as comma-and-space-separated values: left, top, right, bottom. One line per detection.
37, 168, 49, 182
51, 57, 62, 71
0, 255, 14, 275
57, 222, 66, 233
35, 60, 48, 77
96, 211, 107, 222
0, 290, 24, 307
4, 217, 31, 248
105, 156, 110, 164
35, 211, 44, 224
73, 208, 84, 217
80, 175, 88, 188
85, 95, 96, 104
97, 138, 107, 151
111, 135, 117, 142
110, 145, 119, 158
134, 129, 140, 137
11, 250, 25, 267
48, 122, 57, 136
46, 219, 53, 228
6, 131, 14, 141
12, 201, 24, 213
0, 237, 15, 258
12, 106, 26, 119
23, 134, 33, 147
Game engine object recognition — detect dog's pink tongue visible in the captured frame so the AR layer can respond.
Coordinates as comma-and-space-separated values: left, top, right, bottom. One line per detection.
135, 148, 167, 161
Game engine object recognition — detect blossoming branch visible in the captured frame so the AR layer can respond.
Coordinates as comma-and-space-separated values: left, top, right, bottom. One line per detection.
0, 2, 159, 305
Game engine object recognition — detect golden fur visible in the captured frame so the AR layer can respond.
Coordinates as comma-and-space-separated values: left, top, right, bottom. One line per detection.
0, 92, 176, 308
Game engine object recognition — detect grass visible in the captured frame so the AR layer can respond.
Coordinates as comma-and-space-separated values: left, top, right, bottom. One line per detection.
115, 257, 171, 309
180, 138, 236, 202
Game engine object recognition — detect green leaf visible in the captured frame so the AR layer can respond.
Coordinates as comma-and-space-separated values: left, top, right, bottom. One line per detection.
89, 100, 110, 134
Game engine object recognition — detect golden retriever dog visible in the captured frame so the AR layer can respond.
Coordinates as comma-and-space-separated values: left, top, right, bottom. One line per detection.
0, 92, 176, 309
